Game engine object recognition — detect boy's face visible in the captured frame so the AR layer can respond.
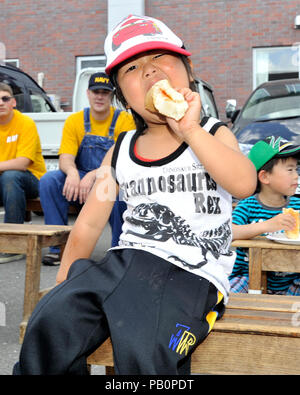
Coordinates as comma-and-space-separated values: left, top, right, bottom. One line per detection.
116, 50, 190, 124
261, 157, 299, 196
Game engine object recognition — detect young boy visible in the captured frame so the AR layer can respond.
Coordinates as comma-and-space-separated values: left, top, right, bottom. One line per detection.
14, 15, 256, 375
230, 135, 300, 294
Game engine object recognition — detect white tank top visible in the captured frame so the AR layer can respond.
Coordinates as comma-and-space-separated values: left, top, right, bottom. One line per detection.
111, 117, 235, 301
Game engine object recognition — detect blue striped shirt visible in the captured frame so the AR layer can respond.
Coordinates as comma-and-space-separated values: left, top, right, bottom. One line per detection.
230, 194, 300, 293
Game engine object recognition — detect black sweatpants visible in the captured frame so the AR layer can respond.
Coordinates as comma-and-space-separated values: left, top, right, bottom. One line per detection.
13, 249, 225, 375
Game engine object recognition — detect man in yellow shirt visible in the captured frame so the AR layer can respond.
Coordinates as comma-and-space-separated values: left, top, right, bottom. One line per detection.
40, 72, 135, 265
0, 82, 46, 263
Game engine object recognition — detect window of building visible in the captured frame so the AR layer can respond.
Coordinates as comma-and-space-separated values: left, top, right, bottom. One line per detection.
253, 45, 300, 89
76, 55, 106, 74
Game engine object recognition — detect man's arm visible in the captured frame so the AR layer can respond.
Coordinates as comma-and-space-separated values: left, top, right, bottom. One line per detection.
56, 147, 117, 284
0, 157, 32, 172
59, 153, 81, 202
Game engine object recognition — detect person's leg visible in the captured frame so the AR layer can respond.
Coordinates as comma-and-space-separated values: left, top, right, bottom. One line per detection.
39, 170, 73, 263
152, 270, 224, 375
104, 251, 224, 375
13, 253, 125, 375
229, 275, 249, 293
0, 170, 39, 223
286, 277, 300, 295
0, 170, 39, 263
39, 170, 70, 227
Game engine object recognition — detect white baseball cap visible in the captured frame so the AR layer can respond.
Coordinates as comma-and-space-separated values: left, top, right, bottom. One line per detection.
105, 15, 191, 75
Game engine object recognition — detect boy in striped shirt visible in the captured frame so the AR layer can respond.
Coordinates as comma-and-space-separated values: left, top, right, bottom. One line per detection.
230, 135, 300, 294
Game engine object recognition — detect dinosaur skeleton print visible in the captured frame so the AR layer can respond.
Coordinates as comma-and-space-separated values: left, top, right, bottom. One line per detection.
125, 202, 233, 269
111, 117, 236, 301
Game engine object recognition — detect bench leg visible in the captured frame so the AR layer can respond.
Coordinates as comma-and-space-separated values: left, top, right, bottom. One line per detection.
87, 365, 114, 375
105, 366, 115, 375
248, 247, 263, 293
20, 235, 42, 341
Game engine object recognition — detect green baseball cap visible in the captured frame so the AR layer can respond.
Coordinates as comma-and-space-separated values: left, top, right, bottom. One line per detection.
248, 136, 300, 171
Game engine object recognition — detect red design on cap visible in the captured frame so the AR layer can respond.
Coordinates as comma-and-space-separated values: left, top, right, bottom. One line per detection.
112, 17, 162, 50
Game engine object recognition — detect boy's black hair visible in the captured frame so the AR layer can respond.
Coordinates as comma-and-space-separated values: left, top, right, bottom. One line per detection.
110, 55, 197, 134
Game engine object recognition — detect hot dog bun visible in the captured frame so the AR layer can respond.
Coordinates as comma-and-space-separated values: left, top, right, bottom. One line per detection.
145, 79, 188, 121
283, 207, 300, 239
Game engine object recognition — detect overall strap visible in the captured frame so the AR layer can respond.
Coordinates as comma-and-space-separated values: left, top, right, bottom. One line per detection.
83, 107, 91, 133
108, 108, 121, 139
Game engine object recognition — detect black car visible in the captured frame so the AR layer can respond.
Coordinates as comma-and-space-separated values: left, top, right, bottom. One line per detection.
226, 79, 300, 148
0, 64, 56, 112
226, 79, 300, 195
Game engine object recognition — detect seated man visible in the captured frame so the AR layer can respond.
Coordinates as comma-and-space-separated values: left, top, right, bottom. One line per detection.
0, 83, 46, 263
40, 72, 135, 265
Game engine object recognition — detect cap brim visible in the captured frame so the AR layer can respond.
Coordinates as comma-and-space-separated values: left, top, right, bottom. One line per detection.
105, 42, 191, 75
277, 145, 300, 158
88, 85, 113, 91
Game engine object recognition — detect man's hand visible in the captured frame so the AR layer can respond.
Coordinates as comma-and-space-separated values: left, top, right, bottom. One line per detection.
78, 170, 97, 204
63, 168, 80, 202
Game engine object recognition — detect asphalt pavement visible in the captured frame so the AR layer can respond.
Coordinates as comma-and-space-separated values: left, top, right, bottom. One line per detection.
0, 210, 112, 375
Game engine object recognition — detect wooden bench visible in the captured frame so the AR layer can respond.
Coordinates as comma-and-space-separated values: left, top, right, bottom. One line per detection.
25, 198, 81, 221
86, 293, 300, 375
0, 223, 72, 341
19, 290, 300, 375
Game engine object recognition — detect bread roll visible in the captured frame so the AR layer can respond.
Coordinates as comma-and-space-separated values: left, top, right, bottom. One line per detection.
283, 207, 300, 239
145, 79, 188, 121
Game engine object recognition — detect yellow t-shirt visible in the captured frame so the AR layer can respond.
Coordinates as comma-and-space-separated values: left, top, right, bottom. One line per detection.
58, 107, 135, 156
0, 110, 46, 180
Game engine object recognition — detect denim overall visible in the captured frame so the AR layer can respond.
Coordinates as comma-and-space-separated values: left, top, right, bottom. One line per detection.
75, 107, 120, 171
78, 108, 126, 246
39, 107, 126, 250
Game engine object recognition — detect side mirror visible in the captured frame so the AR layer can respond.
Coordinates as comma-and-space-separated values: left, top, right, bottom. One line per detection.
225, 99, 237, 119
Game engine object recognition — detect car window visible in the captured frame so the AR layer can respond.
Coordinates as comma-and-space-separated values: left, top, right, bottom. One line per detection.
29, 90, 53, 112
14, 92, 26, 112
241, 82, 300, 121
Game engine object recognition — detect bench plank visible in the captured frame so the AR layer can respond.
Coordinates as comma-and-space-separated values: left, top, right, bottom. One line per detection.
190, 332, 300, 375
26, 198, 80, 216
86, 293, 300, 374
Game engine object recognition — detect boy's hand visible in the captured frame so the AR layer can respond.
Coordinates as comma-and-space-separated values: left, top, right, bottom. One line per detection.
166, 88, 201, 140
265, 213, 296, 233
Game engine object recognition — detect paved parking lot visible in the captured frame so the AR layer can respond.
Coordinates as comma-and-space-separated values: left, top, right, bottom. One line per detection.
0, 210, 111, 375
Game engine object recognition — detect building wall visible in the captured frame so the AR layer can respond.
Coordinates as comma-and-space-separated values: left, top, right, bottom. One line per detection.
1, 0, 107, 110
1, 0, 300, 118
146, 0, 300, 118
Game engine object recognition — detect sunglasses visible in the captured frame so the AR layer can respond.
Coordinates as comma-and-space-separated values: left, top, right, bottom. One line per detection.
0, 96, 13, 103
